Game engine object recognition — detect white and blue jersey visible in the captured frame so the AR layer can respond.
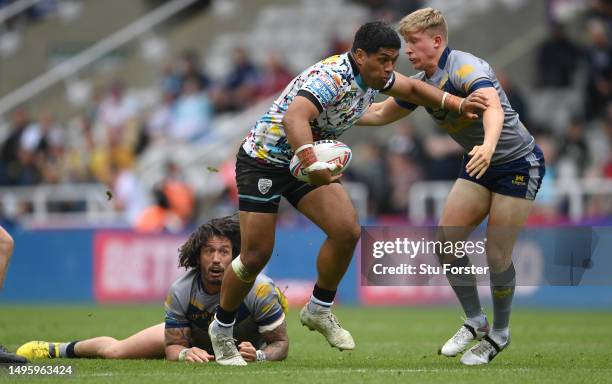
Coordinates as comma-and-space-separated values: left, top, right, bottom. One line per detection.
242, 52, 395, 166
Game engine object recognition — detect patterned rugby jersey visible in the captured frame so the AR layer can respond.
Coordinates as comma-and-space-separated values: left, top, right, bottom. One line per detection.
395, 47, 534, 165
242, 52, 395, 166
164, 270, 287, 352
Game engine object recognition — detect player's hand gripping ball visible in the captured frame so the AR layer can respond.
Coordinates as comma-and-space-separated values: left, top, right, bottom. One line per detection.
289, 140, 352, 184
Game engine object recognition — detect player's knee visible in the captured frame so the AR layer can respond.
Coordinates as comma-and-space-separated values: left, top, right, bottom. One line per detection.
345, 223, 361, 245
239, 249, 271, 275
485, 243, 509, 271
100, 339, 123, 359
434, 230, 451, 263
328, 219, 361, 246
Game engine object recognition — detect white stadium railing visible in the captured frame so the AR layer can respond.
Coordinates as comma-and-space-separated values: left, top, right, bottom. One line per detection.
408, 178, 612, 223
3, 177, 611, 227
0, 183, 123, 228
0, 180, 368, 228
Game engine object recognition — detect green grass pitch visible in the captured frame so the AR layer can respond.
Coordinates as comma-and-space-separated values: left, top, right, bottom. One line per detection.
0, 305, 611, 383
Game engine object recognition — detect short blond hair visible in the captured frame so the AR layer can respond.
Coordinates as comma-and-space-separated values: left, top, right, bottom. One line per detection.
398, 8, 448, 41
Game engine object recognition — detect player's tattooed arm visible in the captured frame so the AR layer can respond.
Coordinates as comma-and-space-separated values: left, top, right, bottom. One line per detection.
261, 320, 289, 361
357, 97, 412, 126
164, 327, 191, 360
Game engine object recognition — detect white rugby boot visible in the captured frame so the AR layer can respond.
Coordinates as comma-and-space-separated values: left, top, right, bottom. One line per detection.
208, 320, 247, 366
460, 333, 510, 365
439, 317, 490, 357
299, 304, 355, 351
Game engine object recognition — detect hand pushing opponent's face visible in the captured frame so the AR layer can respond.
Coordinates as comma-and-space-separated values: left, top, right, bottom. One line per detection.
199, 236, 233, 286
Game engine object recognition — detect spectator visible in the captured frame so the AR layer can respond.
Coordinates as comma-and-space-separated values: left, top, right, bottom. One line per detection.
95, 81, 139, 146
169, 76, 212, 142
535, 22, 581, 88
385, 123, 426, 214
20, 112, 65, 184
160, 161, 195, 225
146, 90, 175, 144
498, 71, 530, 126
160, 63, 183, 99
423, 132, 463, 181
215, 47, 261, 111
134, 187, 183, 233
19, 112, 63, 156
175, 50, 212, 92
353, 142, 390, 215
110, 153, 146, 225
0, 107, 30, 185
558, 117, 590, 176
257, 54, 293, 98
386, 121, 426, 164
584, 19, 612, 121
386, 151, 423, 214
326, 34, 352, 57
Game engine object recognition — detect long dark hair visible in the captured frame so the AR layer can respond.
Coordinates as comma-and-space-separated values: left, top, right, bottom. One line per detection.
178, 213, 240, 269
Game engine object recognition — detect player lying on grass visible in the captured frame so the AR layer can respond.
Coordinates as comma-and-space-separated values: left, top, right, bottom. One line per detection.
16, 214, 289, 363
0, 225, 28, 364
358, 8, 545, 365
211, 20, 489, 366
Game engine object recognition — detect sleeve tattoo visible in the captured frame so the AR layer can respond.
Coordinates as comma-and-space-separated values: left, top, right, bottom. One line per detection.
165, 327, 191, 348
261, 320, 289, 361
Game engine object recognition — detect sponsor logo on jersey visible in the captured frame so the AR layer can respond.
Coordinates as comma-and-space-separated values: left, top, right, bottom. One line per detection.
512, 175, 526, 186
308, 76, 338, 105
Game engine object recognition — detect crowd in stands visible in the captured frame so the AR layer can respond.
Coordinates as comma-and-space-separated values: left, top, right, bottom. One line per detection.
0, 45, 295, 229
1, 0, 611, 229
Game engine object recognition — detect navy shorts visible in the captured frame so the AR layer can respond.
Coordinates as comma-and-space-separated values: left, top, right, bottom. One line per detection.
458, 145, 546, 200
235, 147, 322, 213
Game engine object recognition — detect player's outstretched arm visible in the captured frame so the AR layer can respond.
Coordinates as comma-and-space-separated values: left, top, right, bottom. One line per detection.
383, 72, 488, 119
465, 86, 504, 179
164, 327, 213, 363
0, 226, 14, 289
357, 97, 412, 126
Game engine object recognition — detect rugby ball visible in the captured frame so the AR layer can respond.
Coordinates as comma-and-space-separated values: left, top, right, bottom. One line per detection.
289, 140, 352, 183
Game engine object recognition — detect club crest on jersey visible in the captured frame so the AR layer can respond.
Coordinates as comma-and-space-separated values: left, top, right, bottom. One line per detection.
258, 178, 273, 195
